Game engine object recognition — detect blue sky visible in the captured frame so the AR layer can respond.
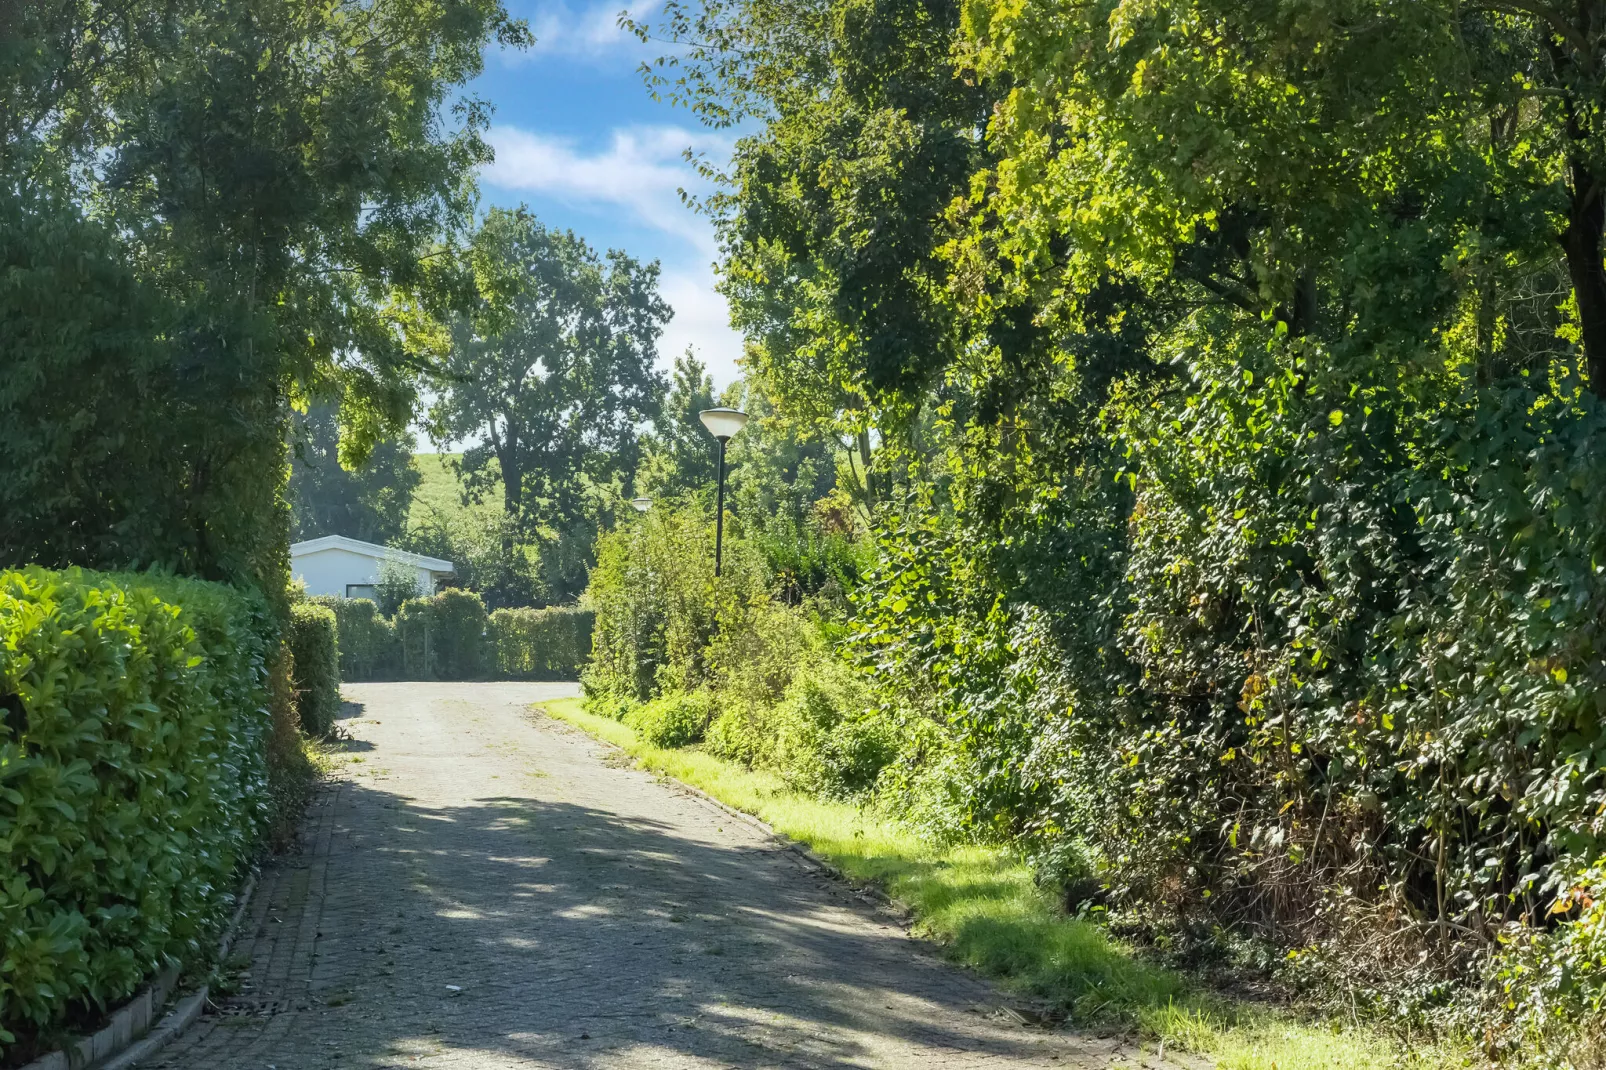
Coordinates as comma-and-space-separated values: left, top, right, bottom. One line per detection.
470, 1, 744, 388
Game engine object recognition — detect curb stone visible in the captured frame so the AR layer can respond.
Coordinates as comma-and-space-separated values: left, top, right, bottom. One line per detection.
19, 872, 258, 1070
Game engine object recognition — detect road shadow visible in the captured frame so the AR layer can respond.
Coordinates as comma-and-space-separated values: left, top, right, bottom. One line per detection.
197, 777, 1093, 1069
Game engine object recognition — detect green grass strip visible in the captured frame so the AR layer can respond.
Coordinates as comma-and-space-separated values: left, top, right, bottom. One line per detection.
539, 696, 1468, 1070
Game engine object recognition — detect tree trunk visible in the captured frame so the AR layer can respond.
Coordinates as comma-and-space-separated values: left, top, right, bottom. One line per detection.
497, 428, 522, 555
1562, 158, 1606, 400
857, 428, 875, 505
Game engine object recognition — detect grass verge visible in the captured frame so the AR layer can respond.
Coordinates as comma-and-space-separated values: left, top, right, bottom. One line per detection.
540, 695, 1470, 1070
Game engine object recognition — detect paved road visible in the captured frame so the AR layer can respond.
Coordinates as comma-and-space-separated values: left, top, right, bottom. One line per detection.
151, 682, 1167, 1070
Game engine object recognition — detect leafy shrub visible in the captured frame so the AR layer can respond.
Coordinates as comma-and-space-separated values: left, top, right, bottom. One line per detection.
626, 690, 716, 748
1487, 861, 1606, 1057
312, 596, 400, 682
705, 704, 761, 765
396, 589, 488, 680
375, 557, 422, 616
0, 567, 273, 1054
286, 603, 340, 735
584, 499, 769, 702
489, 606, 594, 679
767, 661, 893, 798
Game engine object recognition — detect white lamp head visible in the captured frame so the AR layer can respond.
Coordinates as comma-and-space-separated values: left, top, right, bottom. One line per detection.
631, 496, 652, 513
698, 407, 749, 442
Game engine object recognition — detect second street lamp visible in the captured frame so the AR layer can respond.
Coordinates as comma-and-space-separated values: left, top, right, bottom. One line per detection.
698, 407, 749, 577
630, 496, 652, 513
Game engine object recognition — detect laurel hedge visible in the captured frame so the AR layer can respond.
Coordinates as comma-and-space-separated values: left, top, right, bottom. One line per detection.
0, 567, 273, 1057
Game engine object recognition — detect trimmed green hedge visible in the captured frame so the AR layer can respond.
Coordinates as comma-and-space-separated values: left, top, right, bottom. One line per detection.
320, 592, 590, 683
396, 589, 487, 681
286, 603, 340, 735
0, 567, 273, 1055
488, 607, 593, 680
312, 596, 400, 681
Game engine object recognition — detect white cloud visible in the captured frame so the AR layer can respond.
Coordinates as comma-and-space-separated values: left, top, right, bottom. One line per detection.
484, 124, 730, 252
482, 123, 743, 386
658, 264, 743, 387
497, 2, 657, 63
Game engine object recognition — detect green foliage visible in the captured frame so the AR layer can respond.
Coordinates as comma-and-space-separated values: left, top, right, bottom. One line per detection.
427, 206, 670, 603
375, 558, 423, 618
488, 607, 593, 680
0, 568, 274, 1053
312, 597, 401, 683
766, 661, 895, 798
1493, 861, 1606, 1061
1, 0, 529, 596
584, 496, 893, 800
635, 0, 985, 428
290, 405, 420, 545
625, 690, 717, 748
583, 499, 770, 702
396, 589, 488, 681
286, 604, 341, 736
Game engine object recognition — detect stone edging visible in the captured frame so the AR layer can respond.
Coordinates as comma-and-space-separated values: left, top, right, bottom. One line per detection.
21, 872, 258, 1070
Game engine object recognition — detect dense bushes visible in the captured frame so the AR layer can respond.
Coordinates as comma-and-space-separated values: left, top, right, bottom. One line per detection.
626, 691, 715, 748
0, 568, 274, 1054
314, 596, 400, 681
317, 591, 590, 682
583, 384, 1606, 1050
489, 607, 593, 679
286, 603, 340, 735
848, 345, 1606, 1043
584, 503, 898, 801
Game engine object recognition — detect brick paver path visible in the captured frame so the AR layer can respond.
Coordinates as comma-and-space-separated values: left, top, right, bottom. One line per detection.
150, 682, 1170, 1070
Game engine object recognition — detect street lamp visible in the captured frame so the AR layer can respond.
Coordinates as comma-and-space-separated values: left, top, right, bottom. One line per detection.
631, 496, 652, 513
698, 407, 749, 577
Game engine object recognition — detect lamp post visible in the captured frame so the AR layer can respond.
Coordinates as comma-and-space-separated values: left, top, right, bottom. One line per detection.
630, 496, 652, 513
698, 407, 749, 576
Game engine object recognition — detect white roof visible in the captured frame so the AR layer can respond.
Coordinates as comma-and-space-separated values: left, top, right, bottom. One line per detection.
290, 535, 453, 574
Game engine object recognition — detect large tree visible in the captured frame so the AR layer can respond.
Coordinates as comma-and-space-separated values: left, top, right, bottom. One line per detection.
289, 405, 421, 544
635, 0, 991, 500
0, 0, 526, 593
636, 350, 719, 498
428, 207, 670, 592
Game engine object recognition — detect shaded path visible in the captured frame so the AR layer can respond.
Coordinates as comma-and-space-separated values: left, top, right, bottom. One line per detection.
151, 682, 1167, 1069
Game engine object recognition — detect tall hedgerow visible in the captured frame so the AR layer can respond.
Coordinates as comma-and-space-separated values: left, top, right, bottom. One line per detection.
286, 602, 341, 735
0, 568, 275, 1056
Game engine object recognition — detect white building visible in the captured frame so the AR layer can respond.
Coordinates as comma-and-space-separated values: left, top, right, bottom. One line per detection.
290, 535, 454, 600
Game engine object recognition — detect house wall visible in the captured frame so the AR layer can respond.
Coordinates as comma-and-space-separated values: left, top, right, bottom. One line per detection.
292, 548, 437, 599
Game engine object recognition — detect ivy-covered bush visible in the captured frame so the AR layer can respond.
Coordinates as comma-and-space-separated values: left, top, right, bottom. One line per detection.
488, 606, 593, 679
396, 589, 488, 681
850, 334, 1606, 1031
0, 568, 273, 1055
286, 603, 340, 735
313, 596, 400, 682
